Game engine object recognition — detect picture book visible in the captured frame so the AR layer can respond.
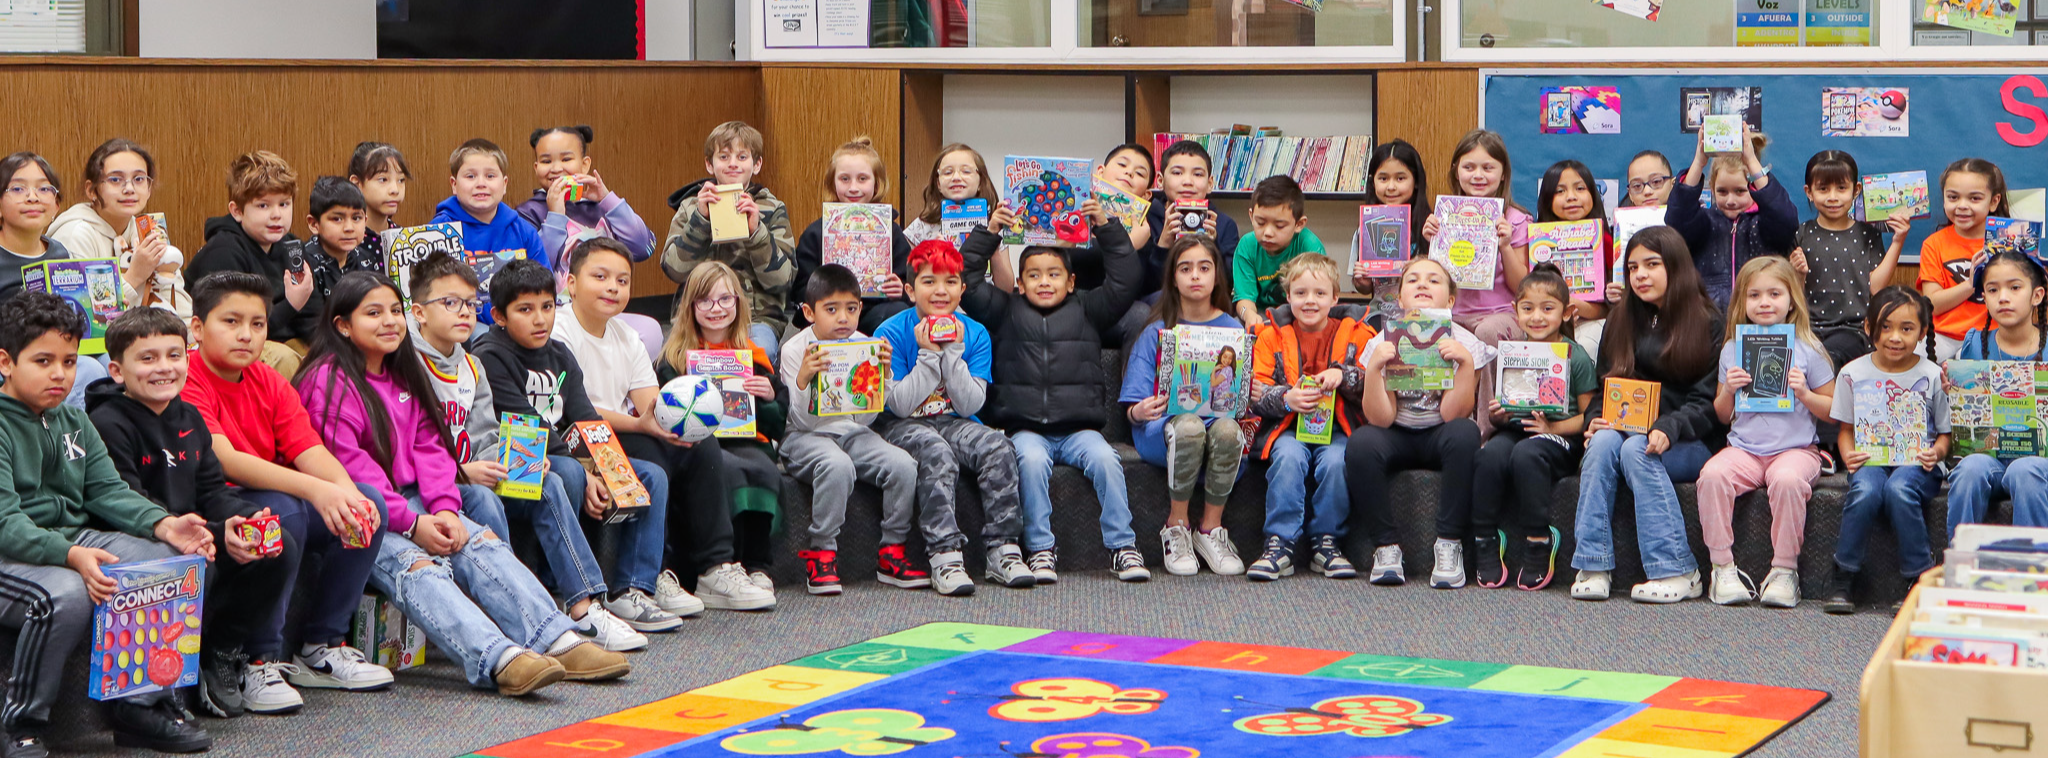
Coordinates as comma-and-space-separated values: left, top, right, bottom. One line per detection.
90, 554, 204, 700
939, 199, 988, 246
380, 222, 464, 302
822, 202, 896, 297
1947, 360, 2039, 460
1611, 205, 1667, 284
22, 257, 122, 354
1853, 374, 1931, 466
1384, 311, 1457, 392
1356, 205, 1411, 277
1092, 177, 1150, 231
1985, 217, 2044, 261
814, 339, 886, 416
464, 248, 527, 316
1603, 377, 1661, 434
1156, 325, 1255, 418
569, 421, 652, 524
1923, 0, 2017, 36
1538, 86, 1622, 135
1295, 375, 1335, 445
349, 593, 425, 671
1679, 86, 1764, 133
1527, 219, 1604, 302
1736, 324, 1796, 413
1428, 195, 1504, 291
495, 413, 548, 500
686, 349, 758, 438
1913, 611, 2048, 668
1862, 171, 1931, 221
1904, 626, 2029, 668
1821, 87, 1910, 138
1497, 341, 1572, 415
1955, 523, 2048, 554
1001, 156, 1092, 247
1702, 115, 1744, 154
709, 184, 749, 243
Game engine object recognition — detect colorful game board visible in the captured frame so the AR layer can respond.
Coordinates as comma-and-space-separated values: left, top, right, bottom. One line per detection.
463, 623, 1828, 758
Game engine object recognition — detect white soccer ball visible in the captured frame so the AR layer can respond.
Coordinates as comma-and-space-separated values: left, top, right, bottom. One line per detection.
655, 375, 722, 444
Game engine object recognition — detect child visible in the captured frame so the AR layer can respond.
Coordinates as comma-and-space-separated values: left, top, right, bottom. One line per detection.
1350, 257, 1490, 588
1120, 236, 1247, 577
1248, 254, 1373, 581
1792, 150, 1909, 368
299, 271, 629, 695
1139, 141, 1242, 295
346, 141, 411, 264
780, 264, 923, 594
473, 259, 704, 618
1623, 150, 1675, 209
904, 143, 999, 246
408, 253, 667, 645
1472, 263, 1597, 591
1233, 175, 1325, 329
663, 120, 797, 353
177, 272, 393, 716
960, 195, 1146, 583
1665, 125, 1798, 310
553, 239, 773, 611
182, 151, 317, 378
1828, 286, 1949, 614
1944, 251, 2048, 539
792, 136, 913, 338
1917, 158, 2009, 360
1350, 139, 1430, 313
0, 292, 216, 754
1058, 143, 1155, 292
516, 125, 657, 270
1420, 129, 1529, 346
657, 261, 789, 588
1571, 227, 1724, 604
0, 152, 78, 304
48, 138, 188, 315
1700, 256, 1837, 607
304, 176, 382, 301
1534, 159, 1611, 334
432, 139, 547, 325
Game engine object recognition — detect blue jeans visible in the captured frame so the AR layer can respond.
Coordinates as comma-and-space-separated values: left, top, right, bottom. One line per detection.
1945, 454, 2048, 538
1014, 430, 1133, 551
369, 489, 576, 689
63, 356, 108, 410
749, 323, 781, 365
1839, 464, 1941, 576
1572, 429, 1711, 579
493, 465, 605, 605
239, 484, 387, 656
546, 455, 669, 595
1265, 431, 1350, 542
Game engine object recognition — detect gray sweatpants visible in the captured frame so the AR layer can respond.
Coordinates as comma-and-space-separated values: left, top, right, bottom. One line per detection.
0, 529, 179, 731
876, 415, 1021, 555
783, 427, 919, 551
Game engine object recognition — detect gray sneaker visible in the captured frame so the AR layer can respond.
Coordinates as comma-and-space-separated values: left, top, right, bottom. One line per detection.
1369, 544, 1406, 585
986, 544, 1036, 588
1430, 538, 1466, 589
602, 589, 684, 632
931, 551, 976, 596
198, 645, 247, 718
1308, 535, 1356, 579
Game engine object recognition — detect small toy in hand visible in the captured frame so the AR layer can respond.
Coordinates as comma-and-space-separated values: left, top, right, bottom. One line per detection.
337, 507, 377, 549
1173, 200, 1209, 234
236, 513, 283, 558
926, 315, 962, 344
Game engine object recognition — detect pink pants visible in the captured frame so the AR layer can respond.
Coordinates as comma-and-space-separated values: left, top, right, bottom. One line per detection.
1696, 446, 1826, 569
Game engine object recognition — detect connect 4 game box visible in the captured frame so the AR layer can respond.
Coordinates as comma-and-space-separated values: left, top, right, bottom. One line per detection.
90, 554, 204, 700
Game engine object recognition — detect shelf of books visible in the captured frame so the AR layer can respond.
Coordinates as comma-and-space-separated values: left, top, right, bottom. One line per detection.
1149, 129, 1376, 194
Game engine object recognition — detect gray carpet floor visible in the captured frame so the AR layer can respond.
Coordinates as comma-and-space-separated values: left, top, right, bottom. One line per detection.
56, 572, 1890, 757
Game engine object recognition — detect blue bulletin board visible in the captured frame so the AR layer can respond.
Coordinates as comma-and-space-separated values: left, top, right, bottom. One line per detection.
1481, 69, 2048, 260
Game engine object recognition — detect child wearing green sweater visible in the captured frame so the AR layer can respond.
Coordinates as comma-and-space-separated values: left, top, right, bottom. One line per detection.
1233, 175, 1326, 329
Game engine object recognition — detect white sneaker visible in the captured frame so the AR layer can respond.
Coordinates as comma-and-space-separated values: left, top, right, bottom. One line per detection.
1759, 567, 1801, 608
1369, 545, 1406, 585
748, 570, 774, 591
931, 551, 976, 596
985, 544, 1037, 588
1430, 539, 1466, 589
575, 605, 650, 652
288, 644, 394, 691
601, 589, 684, 633
1026, 549, 1059, 584
698, 563, 777, 610
1571, 570, 1612, 601
655, 569, 706, 617
1193, 527, 1244, 575
242, 661, 305, 714
1160, 525, 1199, 576
1631, 570, 1705, 604
1708, 563, 1756, 606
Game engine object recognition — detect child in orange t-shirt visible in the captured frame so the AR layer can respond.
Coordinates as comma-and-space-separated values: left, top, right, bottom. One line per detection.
1916, 158, 2008, 360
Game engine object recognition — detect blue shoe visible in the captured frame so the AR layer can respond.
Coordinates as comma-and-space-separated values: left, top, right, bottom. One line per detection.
1246, 535, 1295, 582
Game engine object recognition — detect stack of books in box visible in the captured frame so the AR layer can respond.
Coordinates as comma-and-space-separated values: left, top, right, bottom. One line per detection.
1909, 524, 2048, 669
1151, 127, 1373, 194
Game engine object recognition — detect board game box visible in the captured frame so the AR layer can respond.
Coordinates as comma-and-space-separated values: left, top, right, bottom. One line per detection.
709, 184, 749, 243
1428, 196, 1503, 291
1603, 377, 1660, 434
1853, 372, 1931, 466
349, 593, 425, 671
1093, 177, 1150, 231
1497, 341, 1571, 415
814, 338, 886, 416
939, 199, 987, 246
822, 202, 896, 296
1357, 205, 1411, 278
1947, 360, 2038, 460
380, 222, 465, 302
496, 413, 548, 500
687, 349, 758, 438
1002, 156, 1092, 247
1384, 311, 1456, 392
570, 420, 652, 524
1985, 217, 2044, 261
22, 257, 123, 354
1863, 170, 1931, 221
1527, 219, 1604, 301
1736, 324, 1796, 413
1156, 325, 1255, 418
90, 554, 204, 700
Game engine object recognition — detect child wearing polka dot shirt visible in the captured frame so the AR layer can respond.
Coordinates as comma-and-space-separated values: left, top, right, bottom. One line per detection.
1789, 150, 1908, 369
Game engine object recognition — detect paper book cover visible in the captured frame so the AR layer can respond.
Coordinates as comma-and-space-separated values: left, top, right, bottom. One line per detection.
1603, 377, 1661, 434
1986, 217, 2044, 261
1821, 87, 1910, 138
1003, 156, 1092, 247
1092, 177, 1150, 231
1862, 171, 1931, 221
1737, 324, 1797, 413
464, 248, 526, 316
687, 349, 758, 438
495, 416, 548, 500
1357, 205, 1411, 278
349, 593, 425, 671
380, 222, 464, 302
939, 198, 987, 246
22, 257, 123, 354
1853, 375, 1930, 466
1923, 0, 2017, 36
709, 184, 749, 243
1903, 627, 2026, 667
1679, 86, 1764, 133
1702, 115, 1744, 154
1528, 219, 1605, 302
1295, 375, 1335, 445
1947, 360, 2038, 460
1384, 312, 1457, 392
1157, 325, 1255, 419
1611, 205, 1667, 284
1538, 86, 1622, 135
822, 203, 895, 297
570, 421, 652, 524
1429, 195, 1504, 291
90, 555, 204, 700
815, 338, 886, 416
1497, 341, 1572, 415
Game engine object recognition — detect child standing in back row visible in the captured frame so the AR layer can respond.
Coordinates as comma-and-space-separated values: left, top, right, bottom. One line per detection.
1917, 158, 2009, 361
1421, 129, 1529, 347
1351, 140, 1430, 321
1665, 124, 1797, 310
1791, 150, 1909, 368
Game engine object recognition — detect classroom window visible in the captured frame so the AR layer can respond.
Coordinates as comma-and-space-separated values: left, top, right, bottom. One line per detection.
1455, 0, 1879, 50
1080, 0, 1396, 47
762, 0, 1052, 50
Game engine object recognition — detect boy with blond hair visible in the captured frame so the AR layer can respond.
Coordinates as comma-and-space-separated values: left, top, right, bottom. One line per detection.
662, 121, 797, 355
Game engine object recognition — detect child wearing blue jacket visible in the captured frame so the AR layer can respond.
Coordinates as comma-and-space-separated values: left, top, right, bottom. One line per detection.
432, 139, 548, 325
1665, 125, 1798, 310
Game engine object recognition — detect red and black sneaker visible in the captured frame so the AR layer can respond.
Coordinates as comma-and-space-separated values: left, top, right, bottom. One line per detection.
799, 550, 842, 595
875, 543, 932, 589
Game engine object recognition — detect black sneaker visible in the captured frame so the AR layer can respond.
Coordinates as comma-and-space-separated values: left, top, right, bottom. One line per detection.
197, 644, 247, 718
1246, 535, 1295, 582
1517, 529, 1562, 591
3, 731, 47, 758
1473, 531, 1507, 588
107, 700, 212, 753
1824, 566, 1857, 615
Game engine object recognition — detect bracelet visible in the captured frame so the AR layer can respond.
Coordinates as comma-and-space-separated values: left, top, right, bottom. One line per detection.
1747, 165, 1771, 185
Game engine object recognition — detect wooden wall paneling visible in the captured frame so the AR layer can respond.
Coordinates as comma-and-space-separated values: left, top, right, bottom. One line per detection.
757, 67, 903, 238
1374, 67, 1481, 200
900, 72, 945, 224
1129, 75, 1172, 145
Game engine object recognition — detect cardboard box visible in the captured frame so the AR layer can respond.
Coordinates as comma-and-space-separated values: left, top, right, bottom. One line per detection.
1603, 377, 1661, 434
571, 420, 651, 524
349, 593, 425, 671
90, 555, 204, 700
23, 257, 123, 354
1861, 570, 2048, 756
236, 513, 283, 558
709, 184, 749, 243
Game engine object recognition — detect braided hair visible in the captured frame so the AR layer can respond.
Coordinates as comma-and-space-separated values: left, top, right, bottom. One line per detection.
1976, 250, 2048, 359
1867, 286, 1938, 363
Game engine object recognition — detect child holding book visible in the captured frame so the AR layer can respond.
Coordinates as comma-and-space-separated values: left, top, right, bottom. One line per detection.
792, 136, 912, 339
1232, 175, 1325, 330
1572, 227, 1724, 604
1058, 143, 1155, 292
1472, 262, 1596, 590
663, 120, 797, 354
1943, 251, 2048, 541
0, 151, 112, 408
1700, 256, 1837, 607
1624, 150, 1675, 209
1117, 141, 1243, 343
1828, 286, 1949, 614
432, 139, 547, 325
1350, 139, 1430, 312
1420, 129, 1530, 346
1917, 158, 2009, 360
303, 177, 382, 301
905, 143, 999, 247
183, 151, 317, 378
1350, 257, 1490, 588
346, 141, 411, 264
1791, 150, 1909, 368
1120, 236, 1247, 577
1533, 159, 1611, 333
1665, 125, 1798, 310
47, 139, 187, 315
516, 125, 656, 268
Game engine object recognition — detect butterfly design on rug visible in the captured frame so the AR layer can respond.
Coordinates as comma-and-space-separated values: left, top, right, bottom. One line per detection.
975, 678, 1167, 722
997, 732, 1200, 758
720, 708, 954, 755
1231, 694, 1453, 737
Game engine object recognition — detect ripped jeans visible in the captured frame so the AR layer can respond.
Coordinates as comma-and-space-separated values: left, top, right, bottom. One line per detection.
368, 485, 575, 689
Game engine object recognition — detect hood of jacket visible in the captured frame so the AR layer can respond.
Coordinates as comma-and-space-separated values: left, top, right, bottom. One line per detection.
433, 196, 529, 245
48, 203, 119, 247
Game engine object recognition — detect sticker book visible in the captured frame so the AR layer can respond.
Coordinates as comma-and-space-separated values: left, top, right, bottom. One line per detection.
1497, 341, 1571, 416
1947, 360, 2038, 460
380, 222, 465, 301
90, 555, 204, 700
686, 349, 758, 439
1862, 170, 1931, 221
1527, 219, 1604, 301
1156, 325, 1255, 419
1428, 196, 1503, 291
822, 202, 896, 296
1603, 378, 1661, 434
1853, 374, 1930, 466
1357, 205, 1411, 277
22, 257, 123, 354
1737, 324, 1796, 413
1384, 312, 1456, 392
1001, 156, 1092, 247
814, 339, 886, 416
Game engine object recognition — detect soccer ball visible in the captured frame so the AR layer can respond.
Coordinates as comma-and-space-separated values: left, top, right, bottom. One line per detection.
655, 376, 721, 444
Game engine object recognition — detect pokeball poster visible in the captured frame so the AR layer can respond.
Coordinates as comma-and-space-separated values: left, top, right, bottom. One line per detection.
90, 554, 205, 700
1821, 87, 1909, 138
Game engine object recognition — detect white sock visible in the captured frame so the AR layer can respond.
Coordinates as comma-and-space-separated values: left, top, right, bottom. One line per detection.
545, 630, 581, 657
492, 646, 525, 676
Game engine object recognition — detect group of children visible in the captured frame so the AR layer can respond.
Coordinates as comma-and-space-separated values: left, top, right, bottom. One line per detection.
0, 114, 2033, 756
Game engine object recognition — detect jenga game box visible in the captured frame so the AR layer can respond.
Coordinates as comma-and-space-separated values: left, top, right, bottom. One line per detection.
90, 555, 205, 700
570, 420, 651, 524
349, 593, 425, 671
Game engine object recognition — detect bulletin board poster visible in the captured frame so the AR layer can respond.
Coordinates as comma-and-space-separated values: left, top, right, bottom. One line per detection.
764, 0, 871, 48
1482, 70, 2048, 263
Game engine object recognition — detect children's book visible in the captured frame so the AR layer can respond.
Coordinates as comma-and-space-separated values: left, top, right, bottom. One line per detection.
1156, 325, 1256, 418
22, 257, 123, 354
569, 420, 652, 524
1383, 311, 1456, 392
495, 413, 548, 500
814, 338, 886, 416
1985, 217, 2044, 262
686, 349, 758, 438
1092, 177, 1150, 231
349, 593, 425, 671
822, 202, 896, 297
1428, 196, 1504, 291
709, 184, 749, 243
464, 248, 527, 316
1497, 341, 1572, 415
380, 222, 465, 302
1356, 205, 1411, 278
1736, 324, 1796, 413
939, 199, 987, 247
1922, 0, 2018, 36
1947, 360, 2039, 460
90, 555, 204, 700
1001, 156, 1092, 247
1610, 205, 1666, 285
1862, 170, 1931, 221
1602, 377, 1661, 434
1853, 373, 1931, 466
1528, 219, 1604, 302
1702, 114, 1744, 155
1903, 626, 2027, 667
1295, 375, 1335, 445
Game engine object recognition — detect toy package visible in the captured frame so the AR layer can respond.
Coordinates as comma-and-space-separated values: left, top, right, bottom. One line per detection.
814, 339, 886, 416
1611, 205, 1667, 284
1294, 375, 1335, 445
349, 593, 425, 671
939, 199, 988, 247
1862, 170, 1931, 221
1852, 372, 1931, 466
1170, 199, 1210, 234
1383, 311, 1457, 392
464, 248, 527, 316
23, 257, 123, 354
709, 184, 749, 243
1701, 114, 1744, 155
380, 222, 465, 302
235, 513, 283, 558
822, 202, 896, 296
686, 349, 757, 438
1985, 217, 2044, 262
1947, 360, 2038, 460
1092, 177, 1149, 231
1497, 341, 1571, 415
926, 314, 961, 344
1428, 196, 1503, 291
570, 420, 651, 524
89, 554, 204, 700
1155, 325, 1255, 419
1602, 377, 1661, 434
1356, 205, 1410, 278
496, 413, 549, 500
1001, 156, 1092, 247
1736, 324, 1796, 413
1527, 219, 1604, 302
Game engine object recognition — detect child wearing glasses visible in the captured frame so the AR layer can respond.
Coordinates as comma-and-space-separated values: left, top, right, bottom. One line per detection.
49, 138, 190, 316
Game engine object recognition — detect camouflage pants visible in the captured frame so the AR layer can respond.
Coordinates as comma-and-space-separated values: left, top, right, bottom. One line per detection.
875, 415, 1022, 555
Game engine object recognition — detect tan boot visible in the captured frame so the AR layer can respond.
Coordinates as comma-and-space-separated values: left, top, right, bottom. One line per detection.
495, 651, 566, 697
552, 640, 632, 682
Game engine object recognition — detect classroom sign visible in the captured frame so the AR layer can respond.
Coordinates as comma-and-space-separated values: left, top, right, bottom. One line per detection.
1736, 0, 1800, 47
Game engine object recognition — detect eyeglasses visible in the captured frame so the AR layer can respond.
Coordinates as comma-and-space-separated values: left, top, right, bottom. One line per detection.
103, 175, 153, 190
421, 296, 482, 314
1627, 175, 1672, 193
694, 294, 738, 311
3, 184, 58, 199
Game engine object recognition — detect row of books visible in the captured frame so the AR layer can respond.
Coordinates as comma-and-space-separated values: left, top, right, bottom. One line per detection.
1908, 524, 2048, 669
1151, 129, 1374, 194
1854, 359, 2048, 467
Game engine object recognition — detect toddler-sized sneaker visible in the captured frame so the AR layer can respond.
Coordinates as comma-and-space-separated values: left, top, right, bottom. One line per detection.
1472, 531, 1507, 588
1630, 570, 1703, 604
493, 650, 565, 697
655, 569, 707, 617
1159, 525, 1199, 576
289, 644, 395, 691
698, 563, 777, 610
241, 661, 304, 715
1759, 567, 1800, 608
1369, 544, 1405, 585
986, 544, 1037, 588
931, 551, 976, 596
1027, 548, 1059, 584
800, 549, 843, 595
1429, 538, 1466, 589
1824, 566, 1857, 615
603, 588, 684, 632
1516, 529, 1561, 590
1246, 535, 1295, 581
1111, 547, 1151, 582
574, 604, 649, 652
1308, 535, 1355, 578
876, 544, 932, 589
1194, 527, 1244, 575
1570, 570, 1611, 601
1707, 563, 1756, 606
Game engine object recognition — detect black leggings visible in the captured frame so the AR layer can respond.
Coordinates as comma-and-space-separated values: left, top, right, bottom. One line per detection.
1471, 426, 1578, 537
1345, 419, 1481, 546
619, 432, 735, 577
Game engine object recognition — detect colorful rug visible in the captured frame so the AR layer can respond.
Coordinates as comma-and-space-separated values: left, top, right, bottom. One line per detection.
464, 623, 1829, 758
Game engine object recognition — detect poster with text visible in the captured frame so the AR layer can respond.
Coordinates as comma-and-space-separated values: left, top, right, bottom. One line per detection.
1539, 86, 1622, 135
1821, 87, 1909, 137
